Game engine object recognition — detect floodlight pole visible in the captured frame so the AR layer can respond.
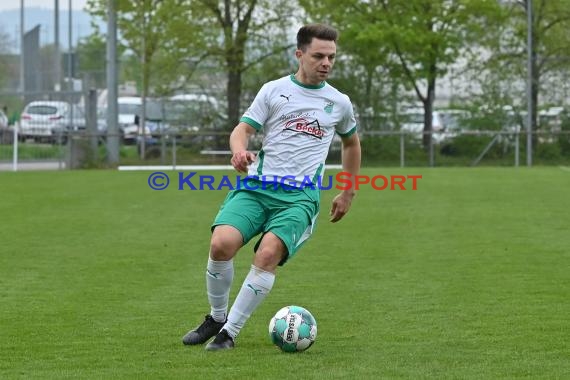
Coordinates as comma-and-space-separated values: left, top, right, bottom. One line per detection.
526, 0, 533, 167
140, 7, 146, 160
68, 0, 73, 88
55, 0, 61, 91
19, 0, 25, 95
106, 0, 120, 165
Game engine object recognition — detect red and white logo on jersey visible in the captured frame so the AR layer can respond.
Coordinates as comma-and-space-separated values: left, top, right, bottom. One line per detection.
283, 118, 324, 139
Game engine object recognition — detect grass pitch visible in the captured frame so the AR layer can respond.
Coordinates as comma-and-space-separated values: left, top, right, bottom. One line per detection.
0, 167, 569, 379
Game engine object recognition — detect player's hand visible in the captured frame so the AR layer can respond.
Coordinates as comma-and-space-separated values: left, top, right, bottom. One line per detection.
330, 191, 355, 223
231, 150, 256, 173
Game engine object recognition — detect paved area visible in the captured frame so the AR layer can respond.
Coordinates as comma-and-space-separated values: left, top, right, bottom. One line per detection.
0, 161, 66, 171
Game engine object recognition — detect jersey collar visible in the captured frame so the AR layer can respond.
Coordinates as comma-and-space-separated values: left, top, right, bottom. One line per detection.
290, 74, 326, 89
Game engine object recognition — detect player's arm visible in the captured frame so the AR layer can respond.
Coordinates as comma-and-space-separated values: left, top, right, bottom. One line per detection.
330, 132, 361, 222
230, 122, 257, 173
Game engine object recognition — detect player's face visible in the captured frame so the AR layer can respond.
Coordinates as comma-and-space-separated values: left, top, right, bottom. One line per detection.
296, 38, 337, 85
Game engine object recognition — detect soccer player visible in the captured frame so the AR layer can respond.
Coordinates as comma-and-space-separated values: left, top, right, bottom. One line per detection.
182, 23, 361, 351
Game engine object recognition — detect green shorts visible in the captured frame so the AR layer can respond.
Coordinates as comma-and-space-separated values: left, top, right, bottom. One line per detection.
212, 179, 320, 265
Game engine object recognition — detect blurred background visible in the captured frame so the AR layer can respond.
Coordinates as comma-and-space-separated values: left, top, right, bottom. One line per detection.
1, 0, 569, 170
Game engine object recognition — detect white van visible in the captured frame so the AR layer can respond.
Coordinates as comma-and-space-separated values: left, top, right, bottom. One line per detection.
116, 97, 155, 144
399, 108, 446, 143
164, 94, 225, 133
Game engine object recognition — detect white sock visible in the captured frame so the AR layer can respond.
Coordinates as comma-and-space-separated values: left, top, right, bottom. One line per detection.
223, 265, 275, 339
206, 257, 234, 323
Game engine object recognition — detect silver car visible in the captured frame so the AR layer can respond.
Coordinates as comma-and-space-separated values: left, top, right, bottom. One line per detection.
19, 101, 70, 142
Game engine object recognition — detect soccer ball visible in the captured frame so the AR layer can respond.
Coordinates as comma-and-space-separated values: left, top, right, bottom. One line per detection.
268, 305, 317, 352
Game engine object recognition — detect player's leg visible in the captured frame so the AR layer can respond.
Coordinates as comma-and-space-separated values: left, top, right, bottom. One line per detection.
183, 191, 265, 346
182, 225, 243, 346
205, 233, 286, 351
206, 199, 317, 351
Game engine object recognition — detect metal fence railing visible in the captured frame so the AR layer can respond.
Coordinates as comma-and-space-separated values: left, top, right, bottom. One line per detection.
1, 128, 569, 171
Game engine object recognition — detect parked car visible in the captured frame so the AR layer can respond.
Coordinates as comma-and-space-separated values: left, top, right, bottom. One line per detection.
94, 109, 124, 144
50, 104, 105, 144
50, 104, 86, 131
399, 108, 446, 143
117, 97, 154, 144
164, 94, 225, 136
19, 101, 72, 142
438, 109, 470, 141
137, 94, 227, 152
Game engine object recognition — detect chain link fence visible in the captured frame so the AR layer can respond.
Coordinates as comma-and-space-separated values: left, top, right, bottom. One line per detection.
2, 94, 570, 171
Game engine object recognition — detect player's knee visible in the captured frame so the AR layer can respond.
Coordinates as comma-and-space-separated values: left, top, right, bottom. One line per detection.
254, 245, 286, 271
209, 225, 242, 260
209, 235, 238, 261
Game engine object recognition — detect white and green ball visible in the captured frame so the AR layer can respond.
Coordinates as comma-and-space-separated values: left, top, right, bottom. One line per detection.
268, 305, 317, 352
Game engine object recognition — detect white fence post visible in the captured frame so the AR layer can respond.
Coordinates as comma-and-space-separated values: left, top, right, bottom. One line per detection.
172, 136, 177, 171
400, 130, 405, 168
12, 122, 18, 172
514, 128, 520, 167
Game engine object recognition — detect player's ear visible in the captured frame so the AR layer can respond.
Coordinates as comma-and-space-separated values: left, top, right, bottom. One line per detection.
295, 49, 303, 60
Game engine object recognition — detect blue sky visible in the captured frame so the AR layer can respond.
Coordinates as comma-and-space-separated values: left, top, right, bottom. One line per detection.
0, 1, 104, 51
0, 0, 89, 12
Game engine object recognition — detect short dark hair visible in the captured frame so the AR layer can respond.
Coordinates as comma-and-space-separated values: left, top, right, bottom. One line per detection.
296, 24, 338, 51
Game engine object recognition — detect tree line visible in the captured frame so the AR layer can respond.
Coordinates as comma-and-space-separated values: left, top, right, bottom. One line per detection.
76, 0, 570, 149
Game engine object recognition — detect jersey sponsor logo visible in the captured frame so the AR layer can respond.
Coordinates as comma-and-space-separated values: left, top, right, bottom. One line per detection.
284, 117, 324, 139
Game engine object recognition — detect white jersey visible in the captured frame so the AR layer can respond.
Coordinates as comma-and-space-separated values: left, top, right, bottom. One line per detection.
241, 74, 357, 185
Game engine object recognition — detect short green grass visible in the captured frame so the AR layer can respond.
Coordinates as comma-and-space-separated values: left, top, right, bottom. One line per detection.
1, 168, 569, 379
